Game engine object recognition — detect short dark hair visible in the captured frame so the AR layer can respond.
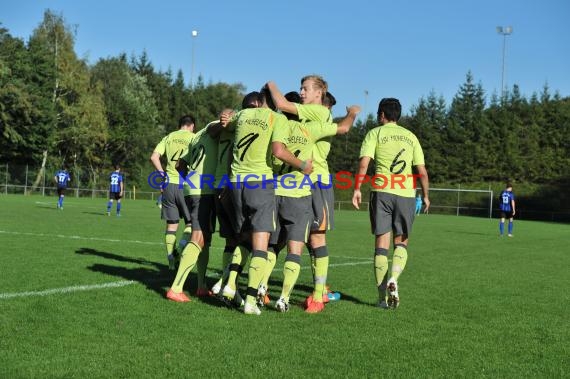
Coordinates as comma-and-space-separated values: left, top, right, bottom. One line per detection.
114, 164, 121, 170
178, 115, 195, 128
324, 92, 336, 108
283, 91, 301, 121
260, 85, 276, 111
378, 98, 402, 122
242, 91, 261, 109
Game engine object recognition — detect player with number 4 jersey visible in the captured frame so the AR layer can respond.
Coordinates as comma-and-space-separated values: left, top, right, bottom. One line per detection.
150, 115, 195, 278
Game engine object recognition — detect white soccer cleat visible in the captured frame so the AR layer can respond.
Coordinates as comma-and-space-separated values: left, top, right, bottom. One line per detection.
275, 297, 289, 313
387, 278, 399, 309
244, 302, 261, 315
256, 284, 267, 307
211, 281, 222, 296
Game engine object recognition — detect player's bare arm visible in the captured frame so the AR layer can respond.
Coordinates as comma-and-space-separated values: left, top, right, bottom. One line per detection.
352, 156, 371, 209
266, 81, 298, 115
336, 105, 361, 135
271, 141, 313, 175
415, 164, 430, 213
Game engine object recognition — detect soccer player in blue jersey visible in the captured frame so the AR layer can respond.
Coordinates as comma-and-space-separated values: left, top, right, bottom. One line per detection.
106, 165, 124, 216
499, 183, 516, 237
54, 167, 71, 210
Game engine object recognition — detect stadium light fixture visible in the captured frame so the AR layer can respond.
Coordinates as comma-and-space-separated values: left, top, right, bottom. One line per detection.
496, 26, 513, 99
191, 30, 198, 88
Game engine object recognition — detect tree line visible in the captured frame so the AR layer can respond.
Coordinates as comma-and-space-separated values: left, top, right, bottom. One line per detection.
1, 11, 569, 208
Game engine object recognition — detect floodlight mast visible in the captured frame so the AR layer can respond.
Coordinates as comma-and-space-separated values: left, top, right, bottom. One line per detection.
191, 30, 198, 88
496, 26, 513, 100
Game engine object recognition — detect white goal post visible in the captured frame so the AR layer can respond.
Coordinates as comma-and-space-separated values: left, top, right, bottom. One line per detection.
428, 187, 494, 218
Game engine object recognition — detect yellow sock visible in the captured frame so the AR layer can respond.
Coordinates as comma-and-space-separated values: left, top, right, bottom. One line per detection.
374, 248, 389, 301
391, 244, 408, 281
261, 250, 277, 290
165, 232, 176, 256
197, 244, 210, 289
170, 242, 201, 293
226, 245, 247, 291
312, 246, 329, 302
245, 250, 267, 305
281, 253, 301, 302
177, 225, 192, 252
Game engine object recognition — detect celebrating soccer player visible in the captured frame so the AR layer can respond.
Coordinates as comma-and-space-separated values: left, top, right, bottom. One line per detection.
150, 115, 195, 273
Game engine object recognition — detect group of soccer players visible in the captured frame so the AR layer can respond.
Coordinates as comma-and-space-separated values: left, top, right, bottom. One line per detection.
152, 75, 363, 315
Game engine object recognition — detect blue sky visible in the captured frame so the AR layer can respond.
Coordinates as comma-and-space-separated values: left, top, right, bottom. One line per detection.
2, 0, 569, 118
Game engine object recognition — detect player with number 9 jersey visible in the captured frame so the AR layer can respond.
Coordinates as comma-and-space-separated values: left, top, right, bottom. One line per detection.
227, 107, 288, 182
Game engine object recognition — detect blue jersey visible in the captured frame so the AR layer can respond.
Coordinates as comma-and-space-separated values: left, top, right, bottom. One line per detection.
499, 190, 515, 212
55, 170, 71, 188
416, 196, 422, 206
109, 171, 124, 193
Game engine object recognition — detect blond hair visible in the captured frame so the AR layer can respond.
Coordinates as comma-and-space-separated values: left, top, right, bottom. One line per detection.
301, 75, 328, 102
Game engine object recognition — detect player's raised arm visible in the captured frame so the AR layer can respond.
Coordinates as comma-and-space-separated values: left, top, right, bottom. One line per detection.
266, 81, 298, 115
336, 105, 361, 135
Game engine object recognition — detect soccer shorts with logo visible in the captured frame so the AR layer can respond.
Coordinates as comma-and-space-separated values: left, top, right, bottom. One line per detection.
270, 195, 312, 247
311, 183, 335, 232
230, 181, 276, 234
369, 191, 415, 236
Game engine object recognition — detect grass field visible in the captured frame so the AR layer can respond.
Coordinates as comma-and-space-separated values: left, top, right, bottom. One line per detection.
0, 194, 568, 378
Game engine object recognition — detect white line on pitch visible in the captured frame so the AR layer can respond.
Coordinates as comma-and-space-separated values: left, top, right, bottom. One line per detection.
0, 230, 163, 246
0, 280, 136, 299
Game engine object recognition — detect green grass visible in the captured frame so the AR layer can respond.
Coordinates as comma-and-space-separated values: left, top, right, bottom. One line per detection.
0, 194, 568, 378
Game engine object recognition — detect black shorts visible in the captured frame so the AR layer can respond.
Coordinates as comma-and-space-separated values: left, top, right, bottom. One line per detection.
230, 181, 276, 234
57, 187, 66, 196
500, 211, 514, 219
215, 188, 235, 239
311, 183, 334, 231
109, 192, 122, 201
369, 191, 415, 236
161, 184, 191, 223
185, 194, 216, 236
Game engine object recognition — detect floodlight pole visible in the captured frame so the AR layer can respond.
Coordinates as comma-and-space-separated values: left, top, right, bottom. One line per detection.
191, 30, 198, 88
496, 26, 513, 100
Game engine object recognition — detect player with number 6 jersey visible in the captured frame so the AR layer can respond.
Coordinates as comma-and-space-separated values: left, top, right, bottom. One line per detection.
352, 98, 430, 310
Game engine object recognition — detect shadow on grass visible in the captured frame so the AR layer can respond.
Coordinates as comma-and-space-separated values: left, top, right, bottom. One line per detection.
81, 211, 108, 216
75, 247, 229, 308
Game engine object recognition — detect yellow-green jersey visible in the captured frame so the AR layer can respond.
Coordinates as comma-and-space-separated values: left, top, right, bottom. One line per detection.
228, 107, 287, 181
359, 122, 425, 198
272, 120, 337, 197
180, 121, 219, 196
153, 129, 195, 185
214, 127, 234, 187
294, 103, 334, 185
